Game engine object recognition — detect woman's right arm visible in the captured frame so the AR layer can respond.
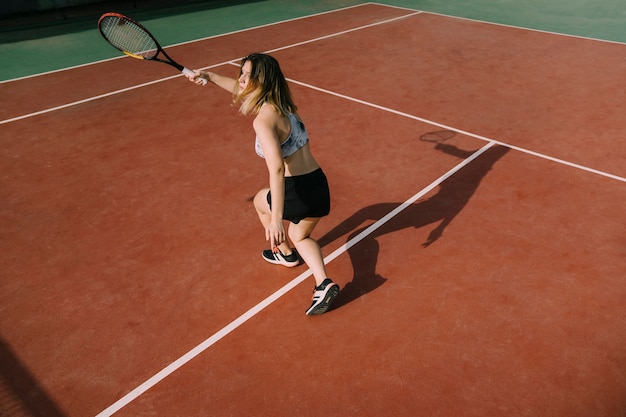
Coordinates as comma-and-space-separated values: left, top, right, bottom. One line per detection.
189, 70, 237, 92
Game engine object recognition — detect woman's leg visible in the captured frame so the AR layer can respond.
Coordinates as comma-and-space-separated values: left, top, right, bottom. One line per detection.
290, 218, 340, 315
253, 188, 294, 255
288, 217, 327, 286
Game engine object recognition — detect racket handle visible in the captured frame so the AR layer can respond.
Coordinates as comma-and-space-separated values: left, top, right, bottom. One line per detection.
182, 67, 207, 85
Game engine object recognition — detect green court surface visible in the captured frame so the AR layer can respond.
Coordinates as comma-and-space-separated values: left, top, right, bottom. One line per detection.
0, 0, 624, 82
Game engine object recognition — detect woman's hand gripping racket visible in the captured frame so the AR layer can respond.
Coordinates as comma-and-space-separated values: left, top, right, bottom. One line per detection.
98, 12, 206, 84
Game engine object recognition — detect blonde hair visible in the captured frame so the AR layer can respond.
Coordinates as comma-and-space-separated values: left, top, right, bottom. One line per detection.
233, 53, 297, 116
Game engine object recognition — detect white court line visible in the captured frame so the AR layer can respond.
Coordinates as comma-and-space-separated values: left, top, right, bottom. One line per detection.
5, 50, 621, 185
2, 0, 622, 85
2, 7, 623, 184
2, 1, 622, 85
0, 63, 227, 125
0, 3, 400, 85
367, 2, 626, 45
284, 78, 626, 184
3, 4, 623, 414
96, 60, 622, 416
260, 10, 422, 55
95, 140, 497, 417
0, 10, 419, 125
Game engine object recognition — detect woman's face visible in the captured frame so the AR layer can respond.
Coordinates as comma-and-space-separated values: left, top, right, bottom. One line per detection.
238, 60, 252, 93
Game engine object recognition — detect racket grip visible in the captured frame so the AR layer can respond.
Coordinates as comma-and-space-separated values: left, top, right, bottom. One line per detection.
182, 67, 207, 85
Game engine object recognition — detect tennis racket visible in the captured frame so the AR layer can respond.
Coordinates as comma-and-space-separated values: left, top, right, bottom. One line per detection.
98, 12, 206, 84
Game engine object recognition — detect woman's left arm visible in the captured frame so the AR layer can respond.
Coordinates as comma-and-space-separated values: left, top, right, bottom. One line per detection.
254, 109, 286, 249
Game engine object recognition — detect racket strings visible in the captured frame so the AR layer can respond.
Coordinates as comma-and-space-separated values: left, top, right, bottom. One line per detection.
100, 16, 158, 59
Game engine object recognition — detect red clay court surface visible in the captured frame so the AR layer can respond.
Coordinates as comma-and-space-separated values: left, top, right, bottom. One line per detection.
1, 3, 625, 417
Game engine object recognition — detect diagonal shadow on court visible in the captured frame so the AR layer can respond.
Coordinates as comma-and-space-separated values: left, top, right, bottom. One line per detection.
0, 337, 67, 417
318, 132, 511, 311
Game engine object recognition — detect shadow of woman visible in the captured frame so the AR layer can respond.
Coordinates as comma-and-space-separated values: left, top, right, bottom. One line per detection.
0, 338, 67, 416
319, 132, 510, 310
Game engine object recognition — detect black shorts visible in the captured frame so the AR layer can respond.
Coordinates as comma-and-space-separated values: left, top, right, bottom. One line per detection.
267, 168, 330, 224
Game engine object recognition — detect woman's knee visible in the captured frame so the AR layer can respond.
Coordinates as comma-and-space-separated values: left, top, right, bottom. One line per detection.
288, 218, 320, 243
253, 188, 270, 213
288, 225, 304, 243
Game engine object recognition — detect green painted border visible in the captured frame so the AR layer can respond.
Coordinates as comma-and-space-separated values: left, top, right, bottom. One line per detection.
378, 0, 626, 43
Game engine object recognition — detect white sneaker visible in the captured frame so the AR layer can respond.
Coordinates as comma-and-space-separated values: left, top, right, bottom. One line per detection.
261, 248, 300, 267
305, 279, 340, 315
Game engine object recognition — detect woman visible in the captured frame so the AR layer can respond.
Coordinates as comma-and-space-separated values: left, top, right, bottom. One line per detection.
187, 53, 339, 315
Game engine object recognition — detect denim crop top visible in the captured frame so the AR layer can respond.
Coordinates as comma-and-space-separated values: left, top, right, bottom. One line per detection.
255, 113, 309, 159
